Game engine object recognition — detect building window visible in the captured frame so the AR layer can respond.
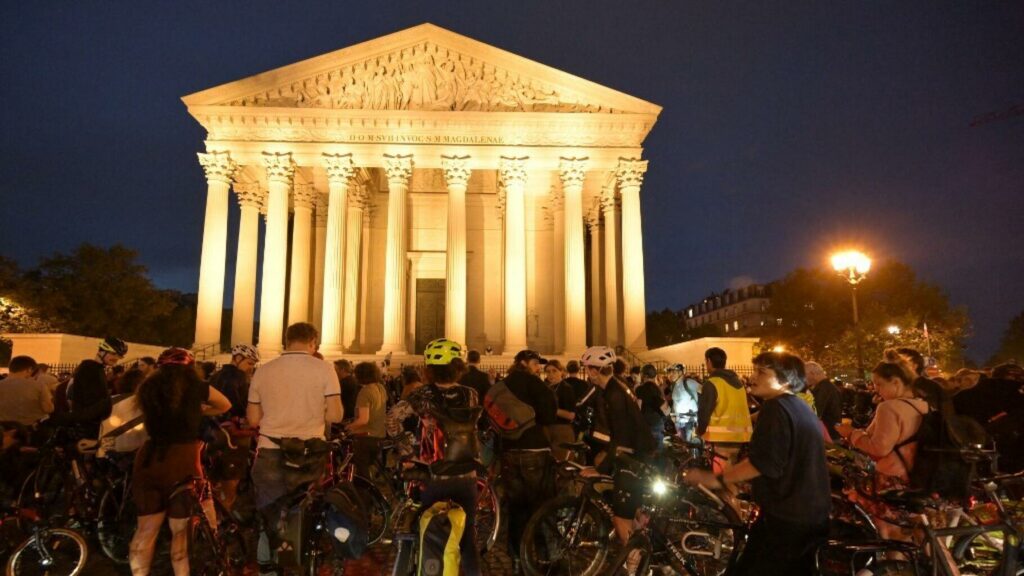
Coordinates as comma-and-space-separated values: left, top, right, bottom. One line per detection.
733, 320, 739, 331
776, 318, 783, 326
760, 320, 765, 327
688, 309, 693, 318
724, 323, 730, 333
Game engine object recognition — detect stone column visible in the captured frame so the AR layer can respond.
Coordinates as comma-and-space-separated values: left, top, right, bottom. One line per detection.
257, 152, 294, 354
602, 185, 621, 347
550, 188, 565, 355
320, 153, 354, 354
311, 193, 328, 329
194, 152, 236, 350
560, 158, 588, 356
442, 156, 471, 346
230, 182, 263, 345
617, 158, 650, 351
500, 157, 529, 354
342, 189, 366, 350
378, 154, 413, 355
287, 183, 316, 324
587, 213, 605, 344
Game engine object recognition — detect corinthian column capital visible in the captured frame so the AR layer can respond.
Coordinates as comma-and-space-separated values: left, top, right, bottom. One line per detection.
314, 192, 329, 226
558, 157, 589, 189
293, 183, 317, 210
615, 158, 648, 188
600, 184, 619, 213
383, 154, 414, 185
322, 153, 355, 184
233, 182, 264, 210
499, 156, 529, 187
441, 156, 472, 189
262, 152, 295, 183
198, 151, 237, 184
549, 185, 564, 211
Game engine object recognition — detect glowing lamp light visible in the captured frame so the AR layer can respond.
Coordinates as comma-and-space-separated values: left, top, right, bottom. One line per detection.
887, 325, 900, 335
772, 345, 786, 353
651, 478, 668, 496
831, 250, 872, 276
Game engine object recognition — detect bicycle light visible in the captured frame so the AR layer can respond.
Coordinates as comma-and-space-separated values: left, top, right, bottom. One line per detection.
652, 478, 668, 496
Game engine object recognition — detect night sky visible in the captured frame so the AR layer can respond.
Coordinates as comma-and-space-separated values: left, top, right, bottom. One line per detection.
2, 2, 1022, 360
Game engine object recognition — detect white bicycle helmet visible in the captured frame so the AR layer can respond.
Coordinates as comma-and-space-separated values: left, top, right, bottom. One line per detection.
580, 346, 616, 368
230, 343, 260, 364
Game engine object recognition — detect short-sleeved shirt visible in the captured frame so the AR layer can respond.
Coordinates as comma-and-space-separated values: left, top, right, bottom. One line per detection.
0, 376, 52, 426
144, 372, 210, 445
249, 352, 341, 449
748, 394, 831, 526
355, 382, 388, 438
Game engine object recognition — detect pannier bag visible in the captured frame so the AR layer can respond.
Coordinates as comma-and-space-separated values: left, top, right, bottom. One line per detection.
482, 381, 536, 439
324, 482, 370, 559
418, 501, 466, 576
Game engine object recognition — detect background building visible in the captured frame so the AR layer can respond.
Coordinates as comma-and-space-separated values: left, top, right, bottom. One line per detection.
684, 283, 773, 337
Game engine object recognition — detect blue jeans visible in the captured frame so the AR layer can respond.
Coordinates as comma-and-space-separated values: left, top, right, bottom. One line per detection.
421, 476, 480, 576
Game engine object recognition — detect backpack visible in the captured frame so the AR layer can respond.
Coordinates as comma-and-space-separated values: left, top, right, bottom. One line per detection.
418, 501, 466, 576
482, 380, 536, 439
324, 482, 370, 559
894, 400, 988, 499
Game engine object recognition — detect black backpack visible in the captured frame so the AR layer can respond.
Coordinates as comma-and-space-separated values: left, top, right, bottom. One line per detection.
895, 400, 988, 500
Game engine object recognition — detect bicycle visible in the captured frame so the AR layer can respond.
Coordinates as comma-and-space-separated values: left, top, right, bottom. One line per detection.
168, 476, 234, 576
4, 507, 89, 576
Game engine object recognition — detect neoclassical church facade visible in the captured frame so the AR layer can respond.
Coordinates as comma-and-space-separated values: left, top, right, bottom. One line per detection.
184, 24, 661, 359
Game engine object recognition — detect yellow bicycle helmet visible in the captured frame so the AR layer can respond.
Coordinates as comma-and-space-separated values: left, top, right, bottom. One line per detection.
423, 338, 464, 365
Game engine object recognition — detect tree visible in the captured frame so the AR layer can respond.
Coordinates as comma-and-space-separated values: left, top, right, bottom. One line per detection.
16, 244, 195, 346
761, 260, 970, 373
989, 310, 1024, 365
646, 308, 684, 347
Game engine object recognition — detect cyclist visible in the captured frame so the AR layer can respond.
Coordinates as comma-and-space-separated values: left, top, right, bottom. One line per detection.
698, 346, 753, 465
59, 337, 127, 438
247, 322, 342, 576
392, 338, 483, 575
579, 346, 655, 547
206, 343, 260, 512
128, 347, 231, 576
344, 361, 388, 481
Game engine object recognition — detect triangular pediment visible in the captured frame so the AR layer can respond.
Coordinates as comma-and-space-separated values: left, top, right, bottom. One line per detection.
182, 23, 661, 115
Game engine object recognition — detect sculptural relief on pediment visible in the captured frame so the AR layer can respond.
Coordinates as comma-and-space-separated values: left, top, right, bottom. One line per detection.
221, 41, 620, 114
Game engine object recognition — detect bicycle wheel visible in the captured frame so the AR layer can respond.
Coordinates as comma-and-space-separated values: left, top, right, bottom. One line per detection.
952, 529, 1023, 576
353, 474, 390, 545
475, 479, 502, 554
666, 498, 742, 576
5, 528, 89, 576
521, 494, 613, 576
607, 532, 653, 576
97, 485, 135, 564
187, 513, 229, 576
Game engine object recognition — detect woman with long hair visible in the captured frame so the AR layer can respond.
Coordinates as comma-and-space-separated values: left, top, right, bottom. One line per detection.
128, 348, 231, 576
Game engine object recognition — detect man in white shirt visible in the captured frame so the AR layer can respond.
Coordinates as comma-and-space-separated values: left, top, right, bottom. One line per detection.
669, 364, 701, 441
247, 322, 342, 575
0, 356, 53, 427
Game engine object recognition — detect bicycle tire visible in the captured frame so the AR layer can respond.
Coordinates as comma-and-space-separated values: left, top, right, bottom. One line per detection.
187, 513, 230, 576
352, 474, 390, 545
952, 529, 1023, 576
520, 494, 613, 576
607, 532, 653, 576
5, 528, 89, 576
475, 479, 502, 554
96, 484, 135, 564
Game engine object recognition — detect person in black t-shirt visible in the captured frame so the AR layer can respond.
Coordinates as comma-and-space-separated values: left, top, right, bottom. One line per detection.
636, 364, 669, 461
685, 351, 830, 576
129, 348, 231, 576
543, 360, 577, 461
460, 349, 492, 400
57, 337, 127, 438
806, 361, 843, 442
499, 349, 557, 565
333, 359, 359, 423
206, 343, 260, 511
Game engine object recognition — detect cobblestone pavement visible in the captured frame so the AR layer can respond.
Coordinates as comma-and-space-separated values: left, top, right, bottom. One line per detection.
81, 531, 517, 575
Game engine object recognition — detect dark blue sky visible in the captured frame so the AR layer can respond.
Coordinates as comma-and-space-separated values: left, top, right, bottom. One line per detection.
2, 2, 1022, 360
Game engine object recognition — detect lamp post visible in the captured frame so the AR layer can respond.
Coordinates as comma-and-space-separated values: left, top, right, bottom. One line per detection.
831, 250, 871, 379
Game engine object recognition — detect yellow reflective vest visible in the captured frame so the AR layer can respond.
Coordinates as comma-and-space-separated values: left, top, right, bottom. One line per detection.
702, 376, 753, 443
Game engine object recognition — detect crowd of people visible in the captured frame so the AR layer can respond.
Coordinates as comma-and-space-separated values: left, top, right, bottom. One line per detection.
1, 329, 1022, 575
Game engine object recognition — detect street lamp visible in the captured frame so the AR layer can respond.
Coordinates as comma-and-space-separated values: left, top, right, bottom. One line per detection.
831, 250, 871, 379
887, 325, 900, 336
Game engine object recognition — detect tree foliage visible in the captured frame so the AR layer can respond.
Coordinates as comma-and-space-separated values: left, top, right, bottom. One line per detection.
646, 308, 684, 347
759, 260, 969, 373
989, 310, 1024, 365
11, 244, 195, 347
